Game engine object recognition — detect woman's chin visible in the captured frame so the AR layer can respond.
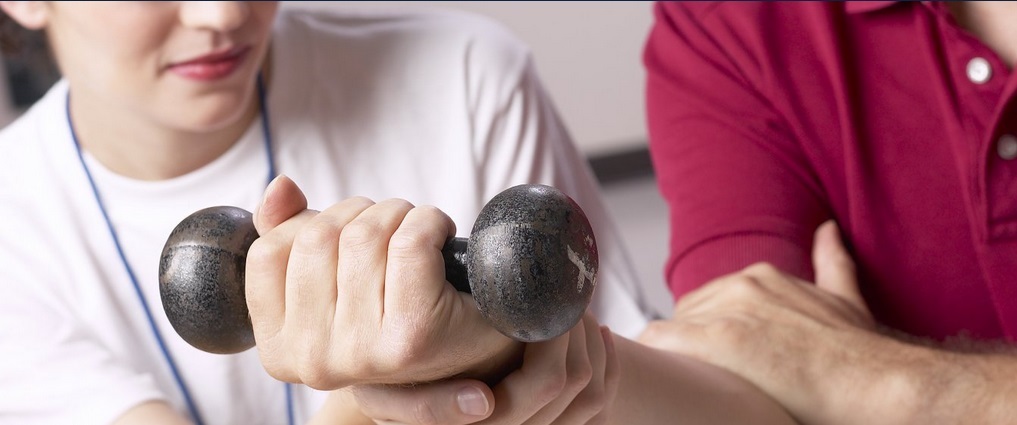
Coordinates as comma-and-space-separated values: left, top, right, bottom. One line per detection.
170, 99, 259, 136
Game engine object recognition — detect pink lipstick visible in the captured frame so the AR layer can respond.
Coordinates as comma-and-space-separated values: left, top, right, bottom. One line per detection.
168, 46, 250, 81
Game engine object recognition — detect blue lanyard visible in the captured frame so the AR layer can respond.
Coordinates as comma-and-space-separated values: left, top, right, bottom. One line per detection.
68, 74, 293, 425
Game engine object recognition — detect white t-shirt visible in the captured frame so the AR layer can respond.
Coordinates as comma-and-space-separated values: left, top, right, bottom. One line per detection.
0, 7, 664, 425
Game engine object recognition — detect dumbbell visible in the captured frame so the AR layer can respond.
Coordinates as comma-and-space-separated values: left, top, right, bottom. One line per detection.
159, 184, 598, 355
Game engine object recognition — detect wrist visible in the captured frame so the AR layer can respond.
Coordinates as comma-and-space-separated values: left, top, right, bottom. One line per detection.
805, 330, 929, 425
847, 334, 952, 424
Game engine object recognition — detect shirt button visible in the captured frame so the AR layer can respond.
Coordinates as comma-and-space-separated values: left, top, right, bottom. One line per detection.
998, 134, 1017, 160
967, 57, 992, 84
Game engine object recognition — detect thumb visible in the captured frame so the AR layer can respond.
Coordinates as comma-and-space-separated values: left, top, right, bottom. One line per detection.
253, 174, 308, 235
353, 380, 494, 425
812, 220, 866, 309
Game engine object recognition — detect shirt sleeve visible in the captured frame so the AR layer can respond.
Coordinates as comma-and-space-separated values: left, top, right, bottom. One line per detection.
464, 25, 669, 337
0, 201, 165, 424
644, 2, 831, 300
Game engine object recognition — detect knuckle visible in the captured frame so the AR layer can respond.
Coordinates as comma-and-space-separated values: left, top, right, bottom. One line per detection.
534, 369, 569, 405
341, 196, 376, 209
727, 275, 766, 297
294, 219, 342, 251
258, 348, 296, 383
567, 360, 594, 394
410, 205, 451, 227
744, 261, 779, 276
246, 237, 285, 274
674, 295, 694, 312
639, 320, 683, 346
377, 327, 430, 372
294, 356, 326, 389
339, 219, 383, 250
379, 198, 415, 211
297, 360, 339, 390
263, 365, 295, 383
388, 226, 434, 255
414, 204, 445, 217
297, 367, 329, 390
293, 339, 340, 390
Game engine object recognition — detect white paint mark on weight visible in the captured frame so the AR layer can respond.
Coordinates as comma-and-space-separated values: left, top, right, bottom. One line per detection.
568, 245, 596, 293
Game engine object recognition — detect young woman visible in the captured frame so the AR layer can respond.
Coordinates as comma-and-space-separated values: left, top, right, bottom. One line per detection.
0, 2, 793, 425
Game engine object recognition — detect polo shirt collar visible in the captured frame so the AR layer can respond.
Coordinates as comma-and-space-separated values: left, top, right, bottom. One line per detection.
845, 1, 898, 14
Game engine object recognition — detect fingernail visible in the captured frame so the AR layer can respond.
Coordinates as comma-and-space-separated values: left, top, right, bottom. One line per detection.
457, 387, 489, 417
256, 174, 287, 217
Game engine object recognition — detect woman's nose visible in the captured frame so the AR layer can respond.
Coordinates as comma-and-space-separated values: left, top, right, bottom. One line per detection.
179, 1, 249, 33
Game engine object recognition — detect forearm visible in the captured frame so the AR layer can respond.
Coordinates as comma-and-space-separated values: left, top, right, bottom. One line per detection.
872, 338, 1017, 424
607, 336, 796, 425
776, 330, 1017, 424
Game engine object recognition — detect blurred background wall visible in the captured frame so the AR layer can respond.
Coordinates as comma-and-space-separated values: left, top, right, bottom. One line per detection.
289, 1, 655, 157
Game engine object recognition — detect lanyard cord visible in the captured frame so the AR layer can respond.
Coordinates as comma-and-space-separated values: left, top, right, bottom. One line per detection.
68, 74, 292, 425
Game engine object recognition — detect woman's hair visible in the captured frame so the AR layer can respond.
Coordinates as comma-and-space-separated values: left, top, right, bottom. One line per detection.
0, 10, 60, 107
0, 10, 25, 55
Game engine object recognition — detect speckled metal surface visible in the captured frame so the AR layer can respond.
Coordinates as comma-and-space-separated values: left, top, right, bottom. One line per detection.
467, 184, 598, 342
160, 184, 597, 353
159, 206, 258, 354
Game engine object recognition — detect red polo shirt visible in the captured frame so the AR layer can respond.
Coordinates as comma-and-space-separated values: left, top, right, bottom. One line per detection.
646, 1, 1017, 340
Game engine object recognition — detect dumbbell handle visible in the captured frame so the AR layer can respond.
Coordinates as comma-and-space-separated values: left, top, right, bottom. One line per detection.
441, 237, 471, 294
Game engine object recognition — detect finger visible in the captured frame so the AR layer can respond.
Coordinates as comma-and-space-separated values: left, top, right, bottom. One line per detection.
378, 204, 494, 371
812, 221, 866, 310
246, 207, 319, 381
354, 381, 494, 425
283, 197, 375, 386
534, 315, 607, 424
480, 331, 571, 424
334, 199, 415, 347
382, 205, 457, 326
515, 316, 593, 424
253, 175, 309, 235
587, 326, 618, 425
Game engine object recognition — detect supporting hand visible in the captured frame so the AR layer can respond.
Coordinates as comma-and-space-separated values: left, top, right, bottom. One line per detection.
639, 221, 900, 424
353, 313, 618, 425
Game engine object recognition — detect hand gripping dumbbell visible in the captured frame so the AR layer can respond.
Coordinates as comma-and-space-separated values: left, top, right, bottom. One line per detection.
159, 184, 599, 355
